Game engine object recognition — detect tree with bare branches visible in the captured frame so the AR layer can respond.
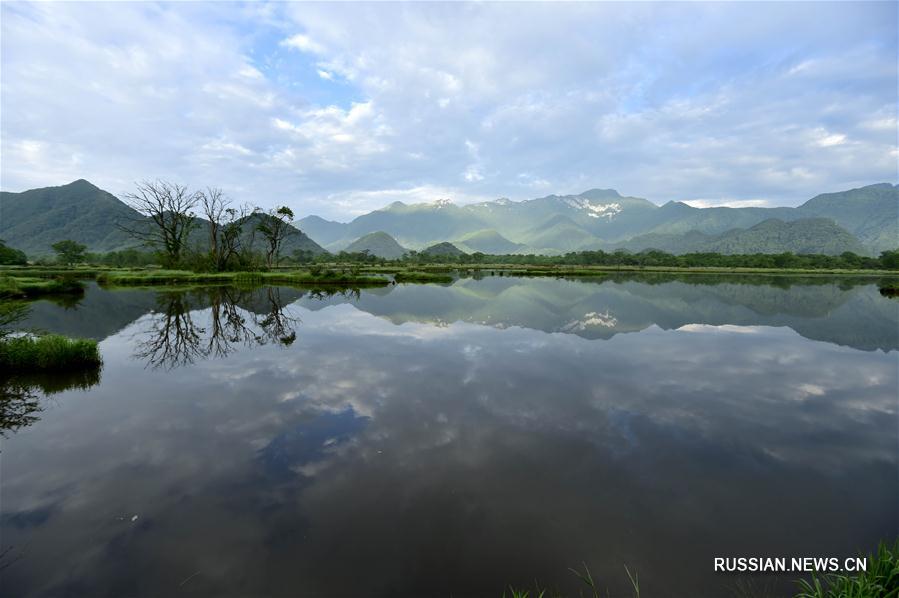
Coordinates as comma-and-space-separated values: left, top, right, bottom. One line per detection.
256, 206, 295, 268
120, 180, 200, 267
199, 187, 228, 270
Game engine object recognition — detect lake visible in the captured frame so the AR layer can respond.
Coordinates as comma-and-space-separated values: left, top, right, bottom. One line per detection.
1, 274, 897, 597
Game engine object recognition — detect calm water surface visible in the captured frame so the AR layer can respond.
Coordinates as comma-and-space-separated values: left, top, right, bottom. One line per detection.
1, 275, 897, 597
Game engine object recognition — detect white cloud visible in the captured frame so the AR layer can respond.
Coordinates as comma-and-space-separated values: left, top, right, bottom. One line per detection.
1, 2, 896, 219
682, 198, 772, 209
814, 128, 848, 147
281, 33, 326, 54
463, 166, 484, 183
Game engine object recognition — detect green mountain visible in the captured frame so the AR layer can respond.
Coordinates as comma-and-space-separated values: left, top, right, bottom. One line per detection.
0, 179, 141, 255
420, 242, 466, 257
344, 231, 408, 259
797, 183, 898, 252
619, 218, 866, 255
521, 214, 599, 253
454, 229, 525, 254
0, 179, 326, 257
3, 180, 896, 257
298, 184, 897, 255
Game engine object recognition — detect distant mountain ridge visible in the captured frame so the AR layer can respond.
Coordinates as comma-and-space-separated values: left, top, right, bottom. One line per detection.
616, 218, 867, 255
302, 183, 898, 256
0, 180, 326, 256
1, 179, 896, 257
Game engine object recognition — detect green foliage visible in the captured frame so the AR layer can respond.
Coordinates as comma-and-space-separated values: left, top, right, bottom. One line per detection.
795, 540, 899, 598
0, 334, 102, 371
51, 239, 88, 265
0, 274, 85, 299
389, 247, 899, 271
880, 250, 899, 270
0, 240, 27, 265
93, 248, 160, 267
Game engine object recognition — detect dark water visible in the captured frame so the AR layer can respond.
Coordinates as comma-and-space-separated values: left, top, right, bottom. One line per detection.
1, 276, 897, 597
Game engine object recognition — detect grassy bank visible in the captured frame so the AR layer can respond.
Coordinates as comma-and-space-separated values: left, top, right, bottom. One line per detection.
0, 334, 102, 371
0, 275, 85, 299
5, 265, 899, 293
362, 263, 899, 277
95, 269, 390, 288
393, 271, 454, 283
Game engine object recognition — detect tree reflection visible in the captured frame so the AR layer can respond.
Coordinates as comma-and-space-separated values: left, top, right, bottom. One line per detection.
133, 286, 330, 369
1, 368, 102, 437
135, 292, 205, 368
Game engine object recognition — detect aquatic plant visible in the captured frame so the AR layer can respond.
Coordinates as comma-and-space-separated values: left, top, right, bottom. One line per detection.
795, 540, 899, 598
0, 334, 102, 371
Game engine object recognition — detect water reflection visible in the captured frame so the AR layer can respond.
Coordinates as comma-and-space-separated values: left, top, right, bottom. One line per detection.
1, 276, 896, 597
1, 302, 103, 436
131, 287, 361, 369
19, 275, 899, 353
1, 370, 102, 436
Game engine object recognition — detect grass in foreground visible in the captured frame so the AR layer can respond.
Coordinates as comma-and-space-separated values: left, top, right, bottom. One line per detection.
796, 541, 899, 598
0, 334, 102, 371
505, 542, 898, 598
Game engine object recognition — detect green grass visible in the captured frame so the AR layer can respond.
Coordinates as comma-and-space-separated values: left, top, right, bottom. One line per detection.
392, 271, 454, 283
95, 269, 390, 288
503, 543, 898, 598
0, 275, 85, 299
796, 540, 899, 598
505, 563, 639, 598
0, 334, 102, 371
0, 266, 107, 279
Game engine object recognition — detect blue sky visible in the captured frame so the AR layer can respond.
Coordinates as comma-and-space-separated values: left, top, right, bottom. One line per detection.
1, 1, 896, 220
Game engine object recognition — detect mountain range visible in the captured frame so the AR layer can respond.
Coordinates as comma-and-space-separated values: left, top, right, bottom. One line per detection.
0, 179, 896, 257
298, 183, 897, 256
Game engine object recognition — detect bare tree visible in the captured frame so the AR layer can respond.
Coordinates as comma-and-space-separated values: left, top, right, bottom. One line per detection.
220, 203, 257, 269
199, 187, 228, 270
120, 180, 200, 266
256, 206, 295, 268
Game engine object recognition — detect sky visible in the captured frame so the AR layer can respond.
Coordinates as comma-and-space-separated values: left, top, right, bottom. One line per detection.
1, 1, 897, 221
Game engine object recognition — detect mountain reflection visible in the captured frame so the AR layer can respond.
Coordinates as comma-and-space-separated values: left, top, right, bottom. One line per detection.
17, 275, 899, 353
1, 275, 896, 597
